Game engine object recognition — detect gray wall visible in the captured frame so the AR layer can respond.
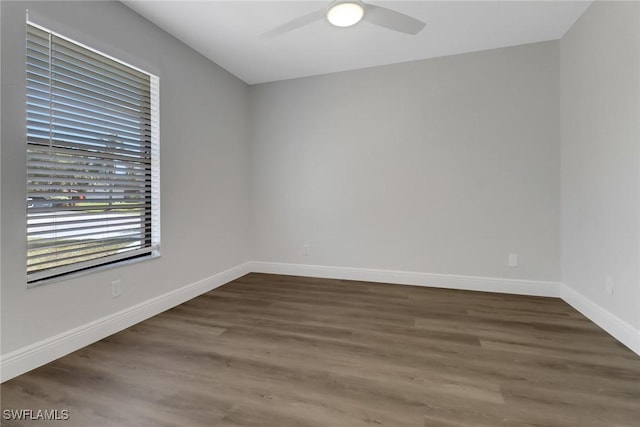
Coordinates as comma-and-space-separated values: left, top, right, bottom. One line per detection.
561, 1, 640, 329
250, 42, 561, 283
0, 1, 251, 354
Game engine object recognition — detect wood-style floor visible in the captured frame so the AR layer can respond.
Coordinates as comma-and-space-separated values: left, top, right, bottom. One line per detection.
2, 273, 639, 426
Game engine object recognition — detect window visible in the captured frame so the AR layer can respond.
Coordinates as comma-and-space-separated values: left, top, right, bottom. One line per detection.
26, 22, 160, 284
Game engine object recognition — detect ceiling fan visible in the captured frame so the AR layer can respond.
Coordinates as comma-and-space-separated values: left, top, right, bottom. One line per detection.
262, 0, 426, 37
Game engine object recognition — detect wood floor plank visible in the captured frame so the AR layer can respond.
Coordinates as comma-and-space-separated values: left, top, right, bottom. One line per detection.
2, 273, 639, 426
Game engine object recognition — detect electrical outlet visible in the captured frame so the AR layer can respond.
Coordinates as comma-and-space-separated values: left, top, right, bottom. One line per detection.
303, 244, 310, 256
508, 254, 518, 267
605, 277, 614, 295
111, 280, 122, 298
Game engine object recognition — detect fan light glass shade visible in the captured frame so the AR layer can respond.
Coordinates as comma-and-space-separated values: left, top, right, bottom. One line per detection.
326, 2, 364, 27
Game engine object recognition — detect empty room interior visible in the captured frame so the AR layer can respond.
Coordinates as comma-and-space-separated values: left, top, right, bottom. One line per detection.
1, 0, 639, 426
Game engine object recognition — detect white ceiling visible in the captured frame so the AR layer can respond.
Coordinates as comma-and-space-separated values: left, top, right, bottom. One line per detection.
122, 1, 591, 85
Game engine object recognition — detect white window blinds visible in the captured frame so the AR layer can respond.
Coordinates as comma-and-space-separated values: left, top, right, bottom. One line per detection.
26, 22, 160, 284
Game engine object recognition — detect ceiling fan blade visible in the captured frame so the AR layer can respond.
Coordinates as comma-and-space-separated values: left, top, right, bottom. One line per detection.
261, 9, 326, 37
362, 4, 425, 35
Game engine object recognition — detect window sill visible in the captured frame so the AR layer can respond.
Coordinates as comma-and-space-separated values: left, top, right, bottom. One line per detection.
27, 251, 161, 288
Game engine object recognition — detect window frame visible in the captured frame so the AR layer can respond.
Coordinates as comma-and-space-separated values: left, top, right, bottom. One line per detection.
25, 20, 160, 285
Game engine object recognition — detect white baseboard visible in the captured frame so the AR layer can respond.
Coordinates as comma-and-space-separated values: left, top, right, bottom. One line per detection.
249, 261, 561, 297
559, 284, 640, 356
0, 262, 252, 383
250, 261, 639, 357
3, 261, 638, 383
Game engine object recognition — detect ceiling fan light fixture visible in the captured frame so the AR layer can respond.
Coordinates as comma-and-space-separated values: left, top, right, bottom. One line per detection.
326, 1, 365, 27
